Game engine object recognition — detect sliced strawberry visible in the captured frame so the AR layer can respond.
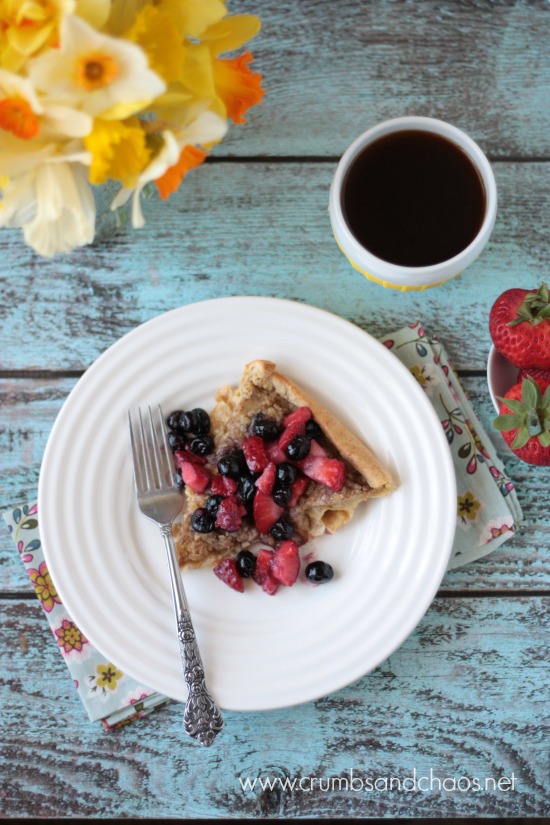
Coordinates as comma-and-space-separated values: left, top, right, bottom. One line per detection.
210, 475, 238, 497
174, 444, 207, 466
253, 548, 274, 585
289, 475, 309, 507
261, 574, 279, 595
283, 406, 312, 428
271, 540, 300, 586
301, 455, 346, 492
308, 439, 327, 458
214, 496, 242, 532
242, 435, 269, 473
179, 460, 211, 493
266, 439, 287, 464
279, 418, 307, 452
253, 490, 284, 534
213, 558, 244, 592
255, 460, 276, 495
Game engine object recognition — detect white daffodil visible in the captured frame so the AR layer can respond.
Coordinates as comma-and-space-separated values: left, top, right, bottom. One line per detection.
0, 67, 92, 144
172, 110, 227, 149
111, 129, 180, 228
28, 14, 166, 120
0, 147, 95, 257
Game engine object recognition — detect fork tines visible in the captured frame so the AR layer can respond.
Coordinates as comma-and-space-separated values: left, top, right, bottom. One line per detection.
128, 405, 174, 493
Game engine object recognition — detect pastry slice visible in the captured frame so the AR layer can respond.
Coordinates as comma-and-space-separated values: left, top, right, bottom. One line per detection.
172, 360, 395, 569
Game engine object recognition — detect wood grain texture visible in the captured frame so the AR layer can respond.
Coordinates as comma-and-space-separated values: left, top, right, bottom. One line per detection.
1, 376, 548, 592
1, 597, 548, 818
208, 0, 550, 158
0, 162, 548, 372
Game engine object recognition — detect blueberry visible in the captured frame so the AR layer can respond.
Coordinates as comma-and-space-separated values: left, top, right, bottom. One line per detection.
236, 550, 256, 578
178, 411, 196, 433
190, 508, 215, 533
218, 449, 247, 479
166, 410, 183, 431
173, 470, 184, 489
272, 484, 292, 508
189, 435, 214, 456
305, 419, 323, 440
204, 494, 223, 515
276, 462, 297, 485
270, 517, 293, 541
237, 475, 256, 504
305, 561, 334, 583
286, 435, 311, 460
250, 413, 281, 442
191, 408, 211, 435
167, 431, 186, 451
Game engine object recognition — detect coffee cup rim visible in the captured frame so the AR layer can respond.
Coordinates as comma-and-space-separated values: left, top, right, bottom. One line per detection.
329, 116, 498, 287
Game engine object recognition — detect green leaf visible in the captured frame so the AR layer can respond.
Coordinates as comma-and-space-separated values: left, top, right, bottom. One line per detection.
543, 385, 550, 406
538, 431, 550, 448
493, 414, 523, 431
511, 427, 531, 449
496, 396, 525, 416
522, 378, 540, 408
20, 519, 38, 530
540, 282, 549, 303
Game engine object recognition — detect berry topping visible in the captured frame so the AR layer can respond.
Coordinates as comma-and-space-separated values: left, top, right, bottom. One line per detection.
308, 438, 328, 458
167, 431, 186, 451
178, 459, 211, 493
253, 547, 275, 585
271, 540, 300, 586
276, 462, 298, 485
278, 418, 307, 452
210, 475, 238, 497
253, 490, 285, 533
166, 410, 183, 431
305, 419, 323, 440
261, 574, 279, 595
250, 413, 281, 442
237, 474, 257, 505
289, 475, 309, 507
204, 494, 224, 515
242, 435, 269, 472
255, 460, 277, 495
301, 455, 346, 492
217, 449, 247, 479
236, 549, 256, 578
214, 496, 243, 532
269, 516, 293, 541
282, 406, 312, 428
305, 560, 334, 583
213, 558, 244, 592
190, 508, 215, 533
272, 483, 292, 508
173, 470, 183, 490
285, 434, 312, 460
188, 435, 214, 456
191, 408, 211, 435
266, 439, 287, 464
175, 445, 207, 465
177, 411, 196, 433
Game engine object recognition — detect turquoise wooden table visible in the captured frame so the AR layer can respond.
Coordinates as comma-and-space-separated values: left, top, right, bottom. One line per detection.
1, 0, 549, 818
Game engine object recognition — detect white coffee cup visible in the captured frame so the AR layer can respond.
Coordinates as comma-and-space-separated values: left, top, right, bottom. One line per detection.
329, 116, 497, 291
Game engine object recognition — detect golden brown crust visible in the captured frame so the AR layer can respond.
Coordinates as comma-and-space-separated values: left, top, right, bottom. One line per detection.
173, 359, 396, 569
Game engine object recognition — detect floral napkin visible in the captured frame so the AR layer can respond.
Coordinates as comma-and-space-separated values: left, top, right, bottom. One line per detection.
381, 322, 523, 568
2, 322, 523, 728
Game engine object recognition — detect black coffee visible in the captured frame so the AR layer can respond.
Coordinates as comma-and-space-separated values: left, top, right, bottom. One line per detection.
341, 130, 486, 267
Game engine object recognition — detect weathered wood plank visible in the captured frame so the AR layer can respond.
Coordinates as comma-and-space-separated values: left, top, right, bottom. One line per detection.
207, 0, 550, 158
1, 376, 548, 591
1, 597, 547, 818
0, 161, 547, 372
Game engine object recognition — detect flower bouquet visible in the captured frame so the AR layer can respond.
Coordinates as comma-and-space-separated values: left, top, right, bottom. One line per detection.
0, 0, 263, 257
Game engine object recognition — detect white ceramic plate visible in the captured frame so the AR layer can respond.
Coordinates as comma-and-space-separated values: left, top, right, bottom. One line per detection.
39, 297, 456, 711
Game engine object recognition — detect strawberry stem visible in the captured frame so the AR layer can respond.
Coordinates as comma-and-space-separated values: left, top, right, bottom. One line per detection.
508, 282, 550, 327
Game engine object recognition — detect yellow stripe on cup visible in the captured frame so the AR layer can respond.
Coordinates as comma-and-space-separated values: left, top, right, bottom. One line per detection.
334, 235, 461, 291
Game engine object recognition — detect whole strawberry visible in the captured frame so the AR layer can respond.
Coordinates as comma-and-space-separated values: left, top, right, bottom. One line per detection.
493, 376, 550, 465
489, 283, 550, 368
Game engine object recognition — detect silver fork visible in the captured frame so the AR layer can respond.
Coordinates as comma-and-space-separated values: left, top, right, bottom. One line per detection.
128, 406, 224, 746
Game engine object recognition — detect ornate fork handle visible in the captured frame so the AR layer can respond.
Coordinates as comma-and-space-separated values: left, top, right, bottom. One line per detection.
160, 524, 224, 746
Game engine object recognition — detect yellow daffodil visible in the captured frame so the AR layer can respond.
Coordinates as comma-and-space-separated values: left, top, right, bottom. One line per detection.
125, 5, 185, 84
84, 118, 150, 187
0, 0, 74, 70
28, 14, 165, 120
